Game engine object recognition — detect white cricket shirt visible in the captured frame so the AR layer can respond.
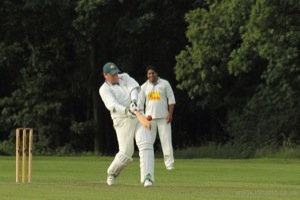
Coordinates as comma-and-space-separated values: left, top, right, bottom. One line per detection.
140, 77, 176, 119
99, 73, 140, 119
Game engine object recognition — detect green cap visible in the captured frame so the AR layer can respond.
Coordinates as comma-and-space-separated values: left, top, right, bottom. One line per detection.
103, 62, 120, 75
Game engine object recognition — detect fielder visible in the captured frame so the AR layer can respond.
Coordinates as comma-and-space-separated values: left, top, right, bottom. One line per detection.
139, 66, 176, 170
99, 62, 154, 187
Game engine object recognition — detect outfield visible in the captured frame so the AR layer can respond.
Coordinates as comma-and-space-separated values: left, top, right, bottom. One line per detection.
0, 156, 299, 200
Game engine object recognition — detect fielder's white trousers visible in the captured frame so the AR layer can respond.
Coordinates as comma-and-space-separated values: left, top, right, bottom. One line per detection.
150, 118, 174, 168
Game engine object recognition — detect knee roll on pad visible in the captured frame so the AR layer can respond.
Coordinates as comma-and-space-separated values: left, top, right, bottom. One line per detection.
137, 142, 153, 151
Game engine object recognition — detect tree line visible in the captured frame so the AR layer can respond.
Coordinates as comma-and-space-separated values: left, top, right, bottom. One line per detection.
0, 0, 299, 157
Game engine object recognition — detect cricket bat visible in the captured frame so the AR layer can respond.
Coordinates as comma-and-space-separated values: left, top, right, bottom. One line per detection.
135, 111, 151, 130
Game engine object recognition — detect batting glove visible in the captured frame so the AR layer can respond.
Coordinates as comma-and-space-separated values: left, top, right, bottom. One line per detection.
125, 106, 136, 118
130, 100, 138, 113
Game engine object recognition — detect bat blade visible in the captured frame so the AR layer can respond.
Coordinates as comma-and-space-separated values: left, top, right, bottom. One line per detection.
135, 111, 151, 130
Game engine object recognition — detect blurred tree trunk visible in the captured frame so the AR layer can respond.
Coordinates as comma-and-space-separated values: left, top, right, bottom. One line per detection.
93, 91, 101, 154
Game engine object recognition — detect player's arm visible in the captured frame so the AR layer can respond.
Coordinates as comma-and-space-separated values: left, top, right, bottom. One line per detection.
165, 81, 176, 123
120, 73, 140, 93
166, 104, 175, 123
138, 84, 146, 110
121, 73, 141, 112
99, 85, 126, 113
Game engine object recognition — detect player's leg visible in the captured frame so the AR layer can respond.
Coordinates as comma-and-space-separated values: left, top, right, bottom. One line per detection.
107, 153, 133, 185
115, 118, 136, 156
157, 119, 175, 170
135, 123, 154, 186
150, 120, 158, 144
106, 118, 135, 185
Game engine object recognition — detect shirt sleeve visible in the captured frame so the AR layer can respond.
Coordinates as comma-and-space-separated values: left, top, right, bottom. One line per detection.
99, 83, 126, 113
119, 73, 140, 94
138, 83, 147, 110
130, 88, 139, 101
165, 81, 176, 105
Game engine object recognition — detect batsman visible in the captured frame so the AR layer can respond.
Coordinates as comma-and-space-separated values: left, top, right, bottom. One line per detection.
99, 62, 154, 187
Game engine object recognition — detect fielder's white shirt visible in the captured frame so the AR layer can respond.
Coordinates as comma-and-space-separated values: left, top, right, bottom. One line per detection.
139, 77, 176, 119
99, 73, 140, 119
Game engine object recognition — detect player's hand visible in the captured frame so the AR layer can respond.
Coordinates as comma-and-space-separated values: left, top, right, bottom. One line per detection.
130, 100, 138, 113
125, 106, 136, 118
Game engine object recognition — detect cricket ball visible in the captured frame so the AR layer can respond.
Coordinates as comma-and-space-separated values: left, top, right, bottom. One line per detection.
146, 115, 152, 121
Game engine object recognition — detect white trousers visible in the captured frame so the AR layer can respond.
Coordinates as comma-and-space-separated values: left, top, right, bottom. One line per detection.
150, 118, 174, 168
110, 117, 154, 183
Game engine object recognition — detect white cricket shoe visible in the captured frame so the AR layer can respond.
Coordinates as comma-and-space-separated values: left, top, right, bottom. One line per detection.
107, 175, 116, 186
166, 166, 175, 170
144, 179, 153, 187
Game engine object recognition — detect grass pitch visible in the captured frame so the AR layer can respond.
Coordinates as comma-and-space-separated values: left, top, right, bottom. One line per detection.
0, 156, 299, 200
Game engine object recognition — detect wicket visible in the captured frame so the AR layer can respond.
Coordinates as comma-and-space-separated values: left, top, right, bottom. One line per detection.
16, 128, 33, 183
